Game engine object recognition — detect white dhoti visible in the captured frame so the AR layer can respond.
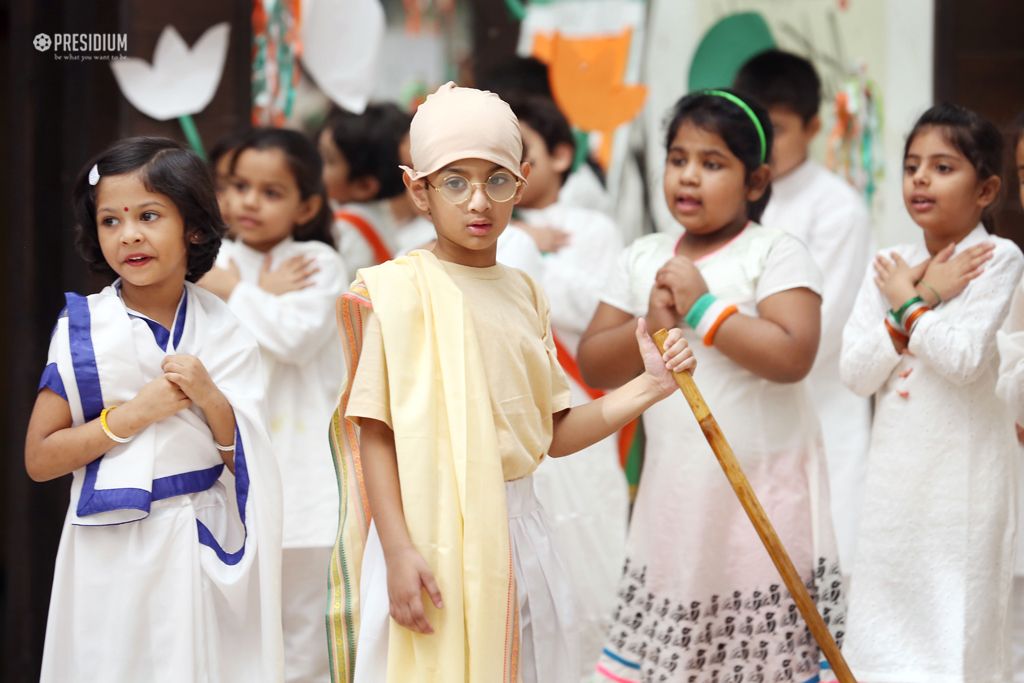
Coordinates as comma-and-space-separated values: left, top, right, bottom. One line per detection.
354, 476, 579, 682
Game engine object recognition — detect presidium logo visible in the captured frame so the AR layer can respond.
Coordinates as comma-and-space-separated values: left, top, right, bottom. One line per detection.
33, 33, 128, 61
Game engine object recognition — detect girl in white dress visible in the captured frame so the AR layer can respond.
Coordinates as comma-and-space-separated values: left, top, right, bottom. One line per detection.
27, 137, 283, 682
582, 90, 843, 683
841, 103, 1022, 683
199, 128, 347, 683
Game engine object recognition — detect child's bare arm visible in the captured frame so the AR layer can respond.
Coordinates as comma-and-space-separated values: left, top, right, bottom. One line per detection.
710, 288, 822, 383
656, 255, 820, 383
360, 418, 443, 634
24, 378, 191, 482
550, 320, 693, 457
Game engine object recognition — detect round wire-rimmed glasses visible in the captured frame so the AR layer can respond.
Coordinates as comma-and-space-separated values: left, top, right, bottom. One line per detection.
425, 171, 521, 204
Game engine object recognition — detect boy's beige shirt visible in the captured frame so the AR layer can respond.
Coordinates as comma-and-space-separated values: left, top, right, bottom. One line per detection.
348, 255, 571, 481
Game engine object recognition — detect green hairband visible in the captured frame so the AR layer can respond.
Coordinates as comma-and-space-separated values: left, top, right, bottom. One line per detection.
703, 89, 767, 164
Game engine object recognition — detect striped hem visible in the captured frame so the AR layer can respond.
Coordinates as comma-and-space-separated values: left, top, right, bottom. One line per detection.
596, 664, 640, 683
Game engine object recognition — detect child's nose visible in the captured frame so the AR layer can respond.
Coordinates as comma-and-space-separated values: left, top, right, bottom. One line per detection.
466, 184, 490, 211
680, 161, 700, 184
120, 223, 144, 243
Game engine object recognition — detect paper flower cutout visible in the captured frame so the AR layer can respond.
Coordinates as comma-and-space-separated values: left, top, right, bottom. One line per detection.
534, 29, 647, 169
110, 23, 230, 121
301, 0, 384, 114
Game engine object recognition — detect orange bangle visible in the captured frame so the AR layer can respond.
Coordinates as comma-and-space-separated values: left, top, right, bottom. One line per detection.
904, 306, 931, 335
702, 305, 738, 346
884, 318, 909, 346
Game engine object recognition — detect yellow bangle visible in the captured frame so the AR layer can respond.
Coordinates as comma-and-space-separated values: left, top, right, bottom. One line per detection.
99, 406, 133, 444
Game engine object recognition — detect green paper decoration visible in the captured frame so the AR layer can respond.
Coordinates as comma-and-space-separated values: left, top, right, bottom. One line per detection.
688, 12, 776, 92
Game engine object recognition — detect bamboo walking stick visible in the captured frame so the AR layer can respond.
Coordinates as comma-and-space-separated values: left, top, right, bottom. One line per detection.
653, 328, 856, 683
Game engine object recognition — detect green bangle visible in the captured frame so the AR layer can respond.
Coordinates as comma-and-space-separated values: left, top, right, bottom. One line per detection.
891, 295, 923, 323
919, 280, 943, 305
685, 293, 717, 329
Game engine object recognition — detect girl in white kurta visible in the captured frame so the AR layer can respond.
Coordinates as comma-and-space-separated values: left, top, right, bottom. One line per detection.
27, 138, 283, 682
199, 128, 346, 683
583, 91, 844, 683
996, 118, 1024, 683
840, 104, 1022, 683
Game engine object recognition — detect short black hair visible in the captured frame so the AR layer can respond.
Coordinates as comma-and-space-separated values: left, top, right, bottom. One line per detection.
904, 103, 1004, 232
665, 90, 774, 223
1013, 111, 1024, 161
72, 137, 225, 282
733, 49, 821, 123
230, 127, 335, 247
505, 94, 576, 185
477, 56, 553, 100
322, 103, 412, 200
208, 129, 248, 172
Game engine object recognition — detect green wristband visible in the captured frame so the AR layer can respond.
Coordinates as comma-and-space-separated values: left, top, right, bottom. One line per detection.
685, 293, 717, 329
891, 295, 923, 324
920, 280, 943, 305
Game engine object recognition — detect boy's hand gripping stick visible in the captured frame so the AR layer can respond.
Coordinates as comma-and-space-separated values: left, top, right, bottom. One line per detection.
653, 328, 857, 683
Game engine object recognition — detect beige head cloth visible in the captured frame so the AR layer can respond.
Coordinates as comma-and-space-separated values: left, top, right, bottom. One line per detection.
400, 81, 526, 182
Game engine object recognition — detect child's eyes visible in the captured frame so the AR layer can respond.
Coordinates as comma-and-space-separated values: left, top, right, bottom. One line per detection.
442, 176, 469, 192
264, 189, 281, 199
233, 181, 249, 192
141, 211, 159, 221
936, 164, 953, 173
703, 161, 722, 171
488, 174, 511, 186
903, 164, 918, 174
667, 156, 686, 167
100, 216, 119, 227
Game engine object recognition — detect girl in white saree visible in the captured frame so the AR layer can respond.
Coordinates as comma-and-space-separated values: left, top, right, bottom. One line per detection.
25, 137, 283, 683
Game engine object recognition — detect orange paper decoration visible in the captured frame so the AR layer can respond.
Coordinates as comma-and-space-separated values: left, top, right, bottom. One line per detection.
533, 29, 647, 169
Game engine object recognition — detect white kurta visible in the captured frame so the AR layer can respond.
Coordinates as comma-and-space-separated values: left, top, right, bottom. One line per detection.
595, 225, 844, 683
393, 215, 436, 256
218, 238, 346, 548
995, 282, 1024, 681
331, 200, 398, 272
518, 201, 629, 680
761, 159, 874, 574
217, 237, 347, 683
560, 163, 615, 218
39, 283, 283, 683
840, 225, 1022, 682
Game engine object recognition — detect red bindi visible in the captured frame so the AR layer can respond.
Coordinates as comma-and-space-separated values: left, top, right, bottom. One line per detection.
123, 207, 130, 212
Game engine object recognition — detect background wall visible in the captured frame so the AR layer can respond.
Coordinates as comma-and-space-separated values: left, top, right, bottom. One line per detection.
642, 0, 935, 248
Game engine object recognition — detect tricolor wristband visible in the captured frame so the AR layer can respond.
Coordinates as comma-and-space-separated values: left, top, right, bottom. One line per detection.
887, 309, 907, 334
684, 293, 716, 329
904, 304, 931, 335
685, 293, 738, 346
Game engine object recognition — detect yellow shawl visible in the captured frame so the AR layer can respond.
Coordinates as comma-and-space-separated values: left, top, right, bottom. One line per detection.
327, 250, 518, 683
